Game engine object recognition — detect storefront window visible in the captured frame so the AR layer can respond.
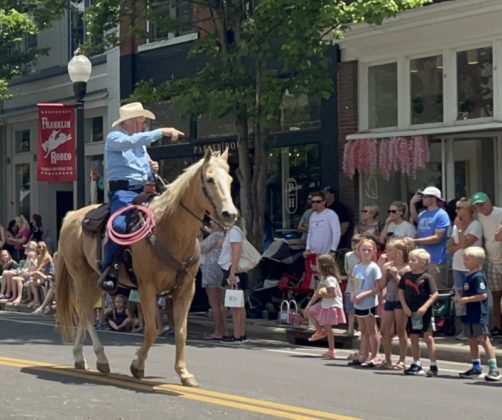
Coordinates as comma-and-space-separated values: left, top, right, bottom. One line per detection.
410, 55, 443, 124
359, 140, 443, 225
457, 47, 493, 120
368, 63, 397, 128
16, 163, 30, 218
266, 144, 321, 236
15, 130, 30, 153
451, 137, 495, 200
277, 93, 321, 132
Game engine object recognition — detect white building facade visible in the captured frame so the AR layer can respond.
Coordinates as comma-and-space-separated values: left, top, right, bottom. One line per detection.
338, 0, 502, 213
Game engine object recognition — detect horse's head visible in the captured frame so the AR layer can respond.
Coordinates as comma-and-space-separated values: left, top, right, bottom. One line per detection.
200, 147, 238, 227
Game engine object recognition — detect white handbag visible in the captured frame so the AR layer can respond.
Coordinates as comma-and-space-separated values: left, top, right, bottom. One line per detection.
237, 237, 262, 272
224, 288, 245, 308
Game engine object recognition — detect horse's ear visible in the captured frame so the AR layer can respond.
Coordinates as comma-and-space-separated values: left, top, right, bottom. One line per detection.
221, 147, 229, 161
204, 147, 213, 162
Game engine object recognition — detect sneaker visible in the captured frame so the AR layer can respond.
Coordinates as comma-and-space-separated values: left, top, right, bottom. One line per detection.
222, 336, 242, 343
485, 370, 502, 382
404, 363, 424, 376
489, 327, 502, 337
95, 322, 105, 331
240, 335, 248, 343
455, 333, 467, 341
426, 365, 439, 377
459, 367, 483, 379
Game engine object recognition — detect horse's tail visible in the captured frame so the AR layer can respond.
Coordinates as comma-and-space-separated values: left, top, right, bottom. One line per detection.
55, 252, 77, 342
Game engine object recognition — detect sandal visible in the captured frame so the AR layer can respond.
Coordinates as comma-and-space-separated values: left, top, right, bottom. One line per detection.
308, 330, 327, 342
360, 361, 376, 368
376, 361, 393, 370
392, 362, 405, 370
321, 351, 336, 360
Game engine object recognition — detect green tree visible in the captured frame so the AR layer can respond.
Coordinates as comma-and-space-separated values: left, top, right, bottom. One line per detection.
0, 1, 71, 99
84, 0, 431, 248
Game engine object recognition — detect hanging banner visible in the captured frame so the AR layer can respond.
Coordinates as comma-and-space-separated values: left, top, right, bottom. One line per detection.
37, 103, 76, 182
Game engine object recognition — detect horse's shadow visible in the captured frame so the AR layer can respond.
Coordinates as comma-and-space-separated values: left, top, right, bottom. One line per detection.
20, 364, 182, 396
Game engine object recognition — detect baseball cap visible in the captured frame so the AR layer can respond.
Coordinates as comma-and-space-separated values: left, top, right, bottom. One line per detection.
471, 191, 489, 205
23, 241, 38, 251
420, 186, 443, 201
322, 186, 337, 195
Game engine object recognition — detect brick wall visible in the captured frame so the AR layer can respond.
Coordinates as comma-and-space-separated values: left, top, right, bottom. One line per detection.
337, 60, 360, 223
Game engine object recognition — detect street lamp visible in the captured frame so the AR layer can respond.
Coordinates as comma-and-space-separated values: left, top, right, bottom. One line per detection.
67, 48, 92, 209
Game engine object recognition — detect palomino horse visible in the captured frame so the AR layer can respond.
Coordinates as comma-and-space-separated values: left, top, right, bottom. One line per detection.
56, 148, 237, 387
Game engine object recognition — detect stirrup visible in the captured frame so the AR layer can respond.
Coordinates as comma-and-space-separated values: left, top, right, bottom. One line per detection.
98, 263, 119, 293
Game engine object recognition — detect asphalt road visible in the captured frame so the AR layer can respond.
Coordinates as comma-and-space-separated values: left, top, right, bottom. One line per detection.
0, 311, 501, 420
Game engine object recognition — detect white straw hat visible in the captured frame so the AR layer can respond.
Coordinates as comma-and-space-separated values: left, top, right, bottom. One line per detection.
112, 102, 156, 127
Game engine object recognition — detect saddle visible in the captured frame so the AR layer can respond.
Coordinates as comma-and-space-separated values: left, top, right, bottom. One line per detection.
81, 192, 158, 288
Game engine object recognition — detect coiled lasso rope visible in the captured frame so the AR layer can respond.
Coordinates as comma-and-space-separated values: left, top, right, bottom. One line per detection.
106, 205, 155, 246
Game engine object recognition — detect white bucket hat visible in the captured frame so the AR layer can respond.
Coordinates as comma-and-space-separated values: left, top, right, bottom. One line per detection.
420, 186, 444, 201
112, 102, 156, 128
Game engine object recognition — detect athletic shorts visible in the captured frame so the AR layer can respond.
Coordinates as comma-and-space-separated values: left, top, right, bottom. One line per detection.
355, 306, 377, 317
462, 323, 490, 338
383, 300, 402, 311
406, 310, 433, 335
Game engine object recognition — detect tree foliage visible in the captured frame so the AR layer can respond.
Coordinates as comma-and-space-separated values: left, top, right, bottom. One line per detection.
83, 0, 431, 248
0, 0, 71, 99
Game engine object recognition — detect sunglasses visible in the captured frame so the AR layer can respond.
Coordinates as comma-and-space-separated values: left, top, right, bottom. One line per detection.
388, 209, 398, 214
311, 200, 323, 204
361, 209, 369, 213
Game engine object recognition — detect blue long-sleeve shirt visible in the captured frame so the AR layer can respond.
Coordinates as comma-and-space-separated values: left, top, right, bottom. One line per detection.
104, 128, 164, 185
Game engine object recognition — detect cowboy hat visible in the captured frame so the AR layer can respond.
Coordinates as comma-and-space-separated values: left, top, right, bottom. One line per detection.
112, 102, 156, 128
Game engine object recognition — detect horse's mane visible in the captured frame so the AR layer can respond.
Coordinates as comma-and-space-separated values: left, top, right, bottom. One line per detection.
149, 151, 229, 220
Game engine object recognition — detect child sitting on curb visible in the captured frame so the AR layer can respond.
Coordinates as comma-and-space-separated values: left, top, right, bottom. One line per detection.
398, 248, 439, 377
455, 247, 501, 381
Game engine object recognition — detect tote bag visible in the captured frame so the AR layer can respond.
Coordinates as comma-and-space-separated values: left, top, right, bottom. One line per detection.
234, 227, 262, 272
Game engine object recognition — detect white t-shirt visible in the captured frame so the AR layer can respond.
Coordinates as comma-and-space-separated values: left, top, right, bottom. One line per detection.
306, 209, 341, 254
218, 226, 243, 271
451, 220, 482, 271
320, 275, 343, 309
477, 207, 502, 263
387, 221, 416, 238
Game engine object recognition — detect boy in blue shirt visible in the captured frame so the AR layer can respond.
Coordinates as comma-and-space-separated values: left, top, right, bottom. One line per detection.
454, 246, 501, 381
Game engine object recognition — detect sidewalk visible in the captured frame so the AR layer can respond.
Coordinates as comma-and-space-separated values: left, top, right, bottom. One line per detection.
187, 312, 502, 364
3, 301, 501, 364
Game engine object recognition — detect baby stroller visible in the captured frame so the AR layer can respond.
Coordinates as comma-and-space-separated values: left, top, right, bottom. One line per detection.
432, 289, 455, 336
247, 238, 306, 317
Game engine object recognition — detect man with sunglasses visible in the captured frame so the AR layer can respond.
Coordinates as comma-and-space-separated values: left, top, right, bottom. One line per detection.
409, 186, 450, 290
470, 192, 502, 337
305, 191, 341, 256
99, 102, 184, 292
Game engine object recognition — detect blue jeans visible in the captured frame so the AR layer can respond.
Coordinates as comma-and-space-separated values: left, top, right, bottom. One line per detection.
102, 187, 142, 271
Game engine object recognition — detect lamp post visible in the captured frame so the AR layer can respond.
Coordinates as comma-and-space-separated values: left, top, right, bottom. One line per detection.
67, 49, 92, 209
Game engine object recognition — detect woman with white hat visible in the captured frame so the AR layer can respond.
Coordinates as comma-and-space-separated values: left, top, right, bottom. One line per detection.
99, 102, 184, 292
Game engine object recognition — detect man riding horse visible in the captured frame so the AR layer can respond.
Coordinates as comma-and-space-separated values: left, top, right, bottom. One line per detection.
99, 102, 184, 292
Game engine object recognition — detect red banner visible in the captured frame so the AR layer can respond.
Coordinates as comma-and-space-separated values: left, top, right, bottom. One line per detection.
37, 103, 76, 182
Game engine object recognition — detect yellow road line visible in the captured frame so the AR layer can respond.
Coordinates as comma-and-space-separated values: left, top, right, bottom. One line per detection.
0, 356, 359, 420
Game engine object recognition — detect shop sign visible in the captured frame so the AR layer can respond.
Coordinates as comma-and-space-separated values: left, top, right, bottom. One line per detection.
37, 103, 76, 182
285, 178, 298, 214
193, 140, 238, 155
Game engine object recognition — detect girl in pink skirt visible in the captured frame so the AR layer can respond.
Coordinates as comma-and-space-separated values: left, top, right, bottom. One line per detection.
305, 254, 346, 359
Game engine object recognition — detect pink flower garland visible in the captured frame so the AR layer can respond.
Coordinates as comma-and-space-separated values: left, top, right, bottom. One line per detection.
343, 135, 430, 180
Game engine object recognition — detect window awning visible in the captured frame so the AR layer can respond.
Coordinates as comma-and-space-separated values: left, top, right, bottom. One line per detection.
346, 121, 502, 141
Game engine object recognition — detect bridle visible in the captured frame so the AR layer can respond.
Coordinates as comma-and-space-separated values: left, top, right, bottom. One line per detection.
178, 162, 226, 230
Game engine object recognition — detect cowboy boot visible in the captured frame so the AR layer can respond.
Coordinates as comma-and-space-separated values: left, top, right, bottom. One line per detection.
98, 253, 121, 293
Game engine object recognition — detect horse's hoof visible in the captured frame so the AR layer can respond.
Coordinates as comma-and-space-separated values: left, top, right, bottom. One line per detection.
74, 361, 86, 370
181, 376, 200, 387
97, 362, 110, 374
130, 363, 144, 379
